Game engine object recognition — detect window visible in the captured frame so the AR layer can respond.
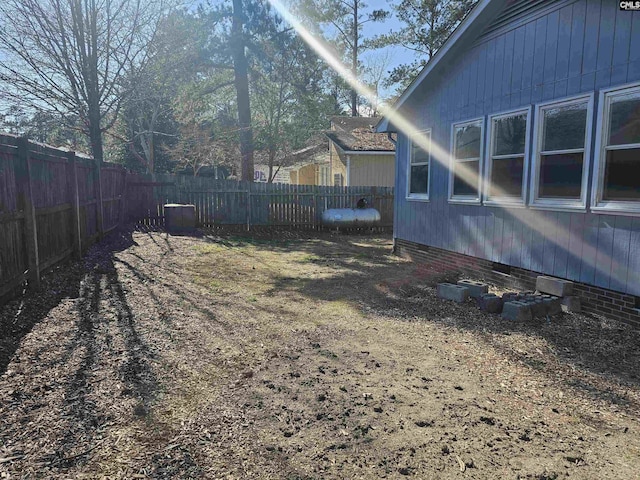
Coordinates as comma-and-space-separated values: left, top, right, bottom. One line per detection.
449, 118, 483, 203
593, 83, 640, 214
334, 173, 343, 187
319, 165, 330, 186
407, 130, 431, 200
485, 108, 531, 205
530, 94, 593, 210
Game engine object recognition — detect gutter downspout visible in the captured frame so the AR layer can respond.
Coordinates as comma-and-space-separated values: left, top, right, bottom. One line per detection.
346, 155, 351, 186
387, 132, 397, 254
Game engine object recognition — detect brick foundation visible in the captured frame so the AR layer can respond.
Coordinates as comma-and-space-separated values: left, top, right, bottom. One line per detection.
395, 238, 640, 328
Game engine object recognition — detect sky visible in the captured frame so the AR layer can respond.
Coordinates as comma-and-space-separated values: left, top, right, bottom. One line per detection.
359, 0, 414, 99
287, 0, 417, 101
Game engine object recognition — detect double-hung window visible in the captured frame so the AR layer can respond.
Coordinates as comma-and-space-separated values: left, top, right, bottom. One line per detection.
485, 108, 531, 205
449, 118, 483, 203
592, 84, 640, 214
407, 129, 431, 200
530, 94, 593, 210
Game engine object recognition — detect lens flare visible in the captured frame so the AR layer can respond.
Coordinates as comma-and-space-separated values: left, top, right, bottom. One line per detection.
268, 0, 621, 283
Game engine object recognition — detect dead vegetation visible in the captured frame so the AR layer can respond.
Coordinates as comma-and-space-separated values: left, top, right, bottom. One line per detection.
1, 228, 639, 479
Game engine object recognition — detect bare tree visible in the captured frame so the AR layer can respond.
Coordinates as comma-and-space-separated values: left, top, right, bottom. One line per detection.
0, 0, 168, 162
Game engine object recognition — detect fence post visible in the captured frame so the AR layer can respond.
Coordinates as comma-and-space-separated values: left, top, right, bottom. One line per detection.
66, 151, 82, 258
246, 181, 252, 231
313, 185, 318, 230
119, 168, 128, 228
16, 137, 40, 288
94, 160, 105, 238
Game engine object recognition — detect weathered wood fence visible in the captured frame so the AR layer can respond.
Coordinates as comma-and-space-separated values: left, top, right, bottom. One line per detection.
126, 173, 394, 230
1, 135, 394, 300
0, 135, 127, 299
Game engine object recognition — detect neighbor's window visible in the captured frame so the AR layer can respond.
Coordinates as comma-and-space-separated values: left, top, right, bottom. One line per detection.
530, 95, 592, 209
407, 130, 431, 199
450, 118, 483, 202
485, 108, 530, 204
592, 84, 640, 213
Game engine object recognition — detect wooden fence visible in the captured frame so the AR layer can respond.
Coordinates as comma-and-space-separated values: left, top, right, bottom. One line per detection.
125, 173, 394, 230
0, 135, 127, 299
1, 136, 394, 301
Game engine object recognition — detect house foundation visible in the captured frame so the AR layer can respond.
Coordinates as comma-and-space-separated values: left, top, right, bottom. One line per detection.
395, 238, 640, 328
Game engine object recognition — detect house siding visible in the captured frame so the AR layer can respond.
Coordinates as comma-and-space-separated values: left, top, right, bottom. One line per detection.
350, 155, 395, 187
394, 0, 640, 298
330, 142, 346, 186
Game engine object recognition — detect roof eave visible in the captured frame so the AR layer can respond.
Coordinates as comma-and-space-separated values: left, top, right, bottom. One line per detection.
341, 150, 395, 155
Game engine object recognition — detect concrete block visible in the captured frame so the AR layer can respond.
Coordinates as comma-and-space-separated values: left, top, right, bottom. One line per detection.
502, 292, 520, 302
478, 293, 503, 313
457, 280, 489, 298
561, 296, 581, 313
528, 299, 546, 318
437, 283, 470, 303
541, 295, 562, 315
501, 301, 532, 321
536, 276, 574, 297
164, 204, 196, 233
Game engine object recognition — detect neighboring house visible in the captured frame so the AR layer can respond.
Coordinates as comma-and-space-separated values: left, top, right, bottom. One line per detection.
254, 144, 329, 185
288, 144, 331, 185
377, 0, 640, 326
326, 116, 396, 187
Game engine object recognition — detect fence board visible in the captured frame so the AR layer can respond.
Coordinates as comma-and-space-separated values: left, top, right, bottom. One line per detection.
0, 135, 127, 301
124, 175, 394, 230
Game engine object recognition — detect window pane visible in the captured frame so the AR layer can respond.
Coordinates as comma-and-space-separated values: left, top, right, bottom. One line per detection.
410, 164, 429, 194
609, 96, 640, 146
538, 152, 583, 198
494, 114, 527, 156
411, 134, 430, 164
455, 124, 481, 159
453, 160, 479, 196
542, 103, 587, 151
603, 148, 640, 200
489, 156, 523, 197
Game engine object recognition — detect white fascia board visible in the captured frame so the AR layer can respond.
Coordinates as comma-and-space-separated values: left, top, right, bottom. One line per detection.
341, 150, 395, 155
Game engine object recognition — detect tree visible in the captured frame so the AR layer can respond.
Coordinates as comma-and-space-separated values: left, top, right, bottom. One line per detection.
360, 49, 394, 116
252, 31, 335, 182
164, 81, 238, 177
372, 0, 477, 90
202, 0, 284, 181
121, 10, 211, 173
295, 0, 389, 116
231, 0, 255, 182
0, 0, 169, 162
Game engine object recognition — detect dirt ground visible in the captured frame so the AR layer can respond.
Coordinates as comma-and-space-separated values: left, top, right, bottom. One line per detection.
1, 228, 640, 480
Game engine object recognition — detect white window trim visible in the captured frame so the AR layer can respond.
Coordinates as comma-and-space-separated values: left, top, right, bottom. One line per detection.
529, 93, 593, 212
449, 117, 484, 204
592, 82, 640, 215
483, 106, 532, 207
406, 129, 432, 202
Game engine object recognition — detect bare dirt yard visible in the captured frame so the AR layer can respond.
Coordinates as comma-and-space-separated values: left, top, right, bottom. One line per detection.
1, 228, 640, 479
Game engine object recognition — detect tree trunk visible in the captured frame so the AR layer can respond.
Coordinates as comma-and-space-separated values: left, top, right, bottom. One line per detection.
350, 0, 358, 117
88, 107, 104, 163
232, 0, 254, 182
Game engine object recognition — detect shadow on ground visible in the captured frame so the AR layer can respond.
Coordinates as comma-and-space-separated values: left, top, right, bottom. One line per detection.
203, 230, 640, 417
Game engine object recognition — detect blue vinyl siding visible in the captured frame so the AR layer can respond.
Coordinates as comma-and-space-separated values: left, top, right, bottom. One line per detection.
395, 0, 640, 296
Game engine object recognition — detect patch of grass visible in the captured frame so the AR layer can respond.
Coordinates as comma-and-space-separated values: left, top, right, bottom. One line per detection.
193, 244, 225, 254
318, 349, 338, 359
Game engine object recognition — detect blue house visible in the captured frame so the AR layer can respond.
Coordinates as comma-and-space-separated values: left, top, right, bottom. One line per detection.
377, 0, 640, 326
